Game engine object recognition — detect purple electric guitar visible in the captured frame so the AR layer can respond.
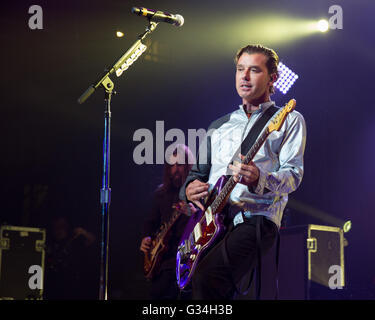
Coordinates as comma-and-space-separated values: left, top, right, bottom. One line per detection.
176, 99, 296, 289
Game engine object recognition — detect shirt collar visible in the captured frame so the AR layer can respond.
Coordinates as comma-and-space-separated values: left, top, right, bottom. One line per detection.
238, 100, 275, 115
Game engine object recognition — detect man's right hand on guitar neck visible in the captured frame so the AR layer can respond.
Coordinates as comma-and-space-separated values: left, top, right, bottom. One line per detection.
185, 179, 209, 211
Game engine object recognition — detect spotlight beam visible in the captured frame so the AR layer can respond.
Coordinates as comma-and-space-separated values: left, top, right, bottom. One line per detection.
288, 198, 350, 231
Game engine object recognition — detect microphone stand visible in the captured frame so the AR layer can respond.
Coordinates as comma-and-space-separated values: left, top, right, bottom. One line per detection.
77, 21, 159, 300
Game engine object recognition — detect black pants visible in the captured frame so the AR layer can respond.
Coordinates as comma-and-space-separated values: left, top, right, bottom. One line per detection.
150, 268, 179, 300
192, 215, 278, 300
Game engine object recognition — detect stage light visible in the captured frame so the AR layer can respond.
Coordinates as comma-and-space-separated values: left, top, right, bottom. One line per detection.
343, 220, 352, 233
274, 62, 299, 94
317, 19, 329, 32
116, 31, 124, 38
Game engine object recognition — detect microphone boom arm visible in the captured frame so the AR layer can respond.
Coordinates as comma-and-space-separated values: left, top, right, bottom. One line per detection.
77, 21, 158, 104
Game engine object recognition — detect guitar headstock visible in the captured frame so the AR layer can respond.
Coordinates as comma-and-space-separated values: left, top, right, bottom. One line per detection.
268, 99, 296, 133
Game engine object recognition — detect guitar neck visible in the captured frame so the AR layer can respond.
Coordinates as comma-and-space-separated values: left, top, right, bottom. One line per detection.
210, 128, 270, 213
157, 209, 180, 239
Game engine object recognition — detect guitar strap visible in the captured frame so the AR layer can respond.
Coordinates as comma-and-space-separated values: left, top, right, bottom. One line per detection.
226, 104, 279, 171
222, 104, 280, 300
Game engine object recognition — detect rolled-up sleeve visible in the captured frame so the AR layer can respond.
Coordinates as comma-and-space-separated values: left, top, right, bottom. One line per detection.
254, 111, 307, 196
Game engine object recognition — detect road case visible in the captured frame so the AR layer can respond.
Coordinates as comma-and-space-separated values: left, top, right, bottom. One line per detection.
0, 225, 46, 299
241, 224, 346, 300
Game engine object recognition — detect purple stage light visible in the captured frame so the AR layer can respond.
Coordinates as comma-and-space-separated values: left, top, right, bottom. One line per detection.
274, 62, 299, 94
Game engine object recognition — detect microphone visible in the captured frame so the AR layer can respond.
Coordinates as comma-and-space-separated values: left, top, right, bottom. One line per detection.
131, 7, 184, 27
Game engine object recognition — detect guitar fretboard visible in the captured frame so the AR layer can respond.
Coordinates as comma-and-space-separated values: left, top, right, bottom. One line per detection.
156, 209, 180, 240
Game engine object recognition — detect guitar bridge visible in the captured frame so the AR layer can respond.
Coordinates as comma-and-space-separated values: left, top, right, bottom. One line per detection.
178, 239, 191, 262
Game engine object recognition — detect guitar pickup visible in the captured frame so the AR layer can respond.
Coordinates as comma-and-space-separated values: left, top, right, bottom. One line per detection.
205, 207, 213, 226
193, 223, 202, 244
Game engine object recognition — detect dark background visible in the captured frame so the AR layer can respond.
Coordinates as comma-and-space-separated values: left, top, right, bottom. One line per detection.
1, 0, 374, 299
